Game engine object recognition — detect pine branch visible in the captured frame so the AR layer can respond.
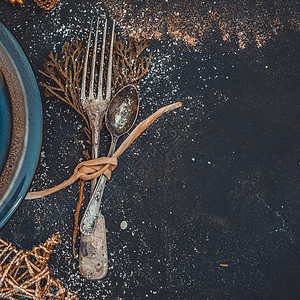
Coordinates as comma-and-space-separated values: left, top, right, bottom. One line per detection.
39, 37, 152, 157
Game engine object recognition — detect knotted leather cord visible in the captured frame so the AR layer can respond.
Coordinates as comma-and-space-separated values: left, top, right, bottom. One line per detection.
26, 102, 182, 200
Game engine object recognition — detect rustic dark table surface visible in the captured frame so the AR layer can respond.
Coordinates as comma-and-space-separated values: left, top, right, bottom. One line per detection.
0, 1, 299, 299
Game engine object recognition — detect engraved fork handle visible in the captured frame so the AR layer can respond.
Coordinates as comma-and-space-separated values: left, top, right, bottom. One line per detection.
79, 214, 108, 280
80, 135, 118, 235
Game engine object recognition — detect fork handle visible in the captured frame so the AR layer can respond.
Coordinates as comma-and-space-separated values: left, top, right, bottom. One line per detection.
79, 214, 108, 280
90, 119, 103, 192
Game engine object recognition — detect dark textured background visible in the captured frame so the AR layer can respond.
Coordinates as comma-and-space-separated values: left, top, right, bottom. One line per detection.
0, 1, 299, 299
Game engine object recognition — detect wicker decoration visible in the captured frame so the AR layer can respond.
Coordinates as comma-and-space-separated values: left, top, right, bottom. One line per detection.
2, 0, 59, 9
0, 233, 77, 300
3, 0, 24, 6
34, 0, 59, 10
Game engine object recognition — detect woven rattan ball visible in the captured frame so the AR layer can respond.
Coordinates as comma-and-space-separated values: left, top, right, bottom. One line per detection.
34, 0, 60, 10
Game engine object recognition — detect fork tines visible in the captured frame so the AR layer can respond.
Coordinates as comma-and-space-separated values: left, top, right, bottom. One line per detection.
80, 18, 115, 104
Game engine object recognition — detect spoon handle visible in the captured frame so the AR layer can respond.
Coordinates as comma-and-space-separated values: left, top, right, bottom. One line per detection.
80, 135, 118, 235
80, 174, 107, 235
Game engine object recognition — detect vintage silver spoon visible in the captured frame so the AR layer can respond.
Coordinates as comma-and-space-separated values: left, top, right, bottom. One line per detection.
80, 84, 139, 235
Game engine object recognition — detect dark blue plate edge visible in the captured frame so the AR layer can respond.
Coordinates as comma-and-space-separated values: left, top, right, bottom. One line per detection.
0, 22, 42, 229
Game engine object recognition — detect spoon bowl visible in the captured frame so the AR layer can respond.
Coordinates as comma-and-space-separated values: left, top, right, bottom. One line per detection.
106, 84, 139, 138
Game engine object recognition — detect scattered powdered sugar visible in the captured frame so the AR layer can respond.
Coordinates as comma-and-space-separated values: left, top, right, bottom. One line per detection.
0, 0, 297, 298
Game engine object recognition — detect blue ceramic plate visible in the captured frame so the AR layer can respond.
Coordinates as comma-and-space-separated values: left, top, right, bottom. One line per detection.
0, 22, 42, 229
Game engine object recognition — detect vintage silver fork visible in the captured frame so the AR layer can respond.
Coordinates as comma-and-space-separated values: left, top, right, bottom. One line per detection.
79, 18, 115, 281
80, 18, 115, 189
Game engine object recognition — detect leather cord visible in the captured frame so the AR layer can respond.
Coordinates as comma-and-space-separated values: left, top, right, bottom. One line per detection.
26, 102, 182, 200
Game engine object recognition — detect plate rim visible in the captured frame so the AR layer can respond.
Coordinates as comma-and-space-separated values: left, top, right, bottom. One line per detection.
0, 21, 42, 229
